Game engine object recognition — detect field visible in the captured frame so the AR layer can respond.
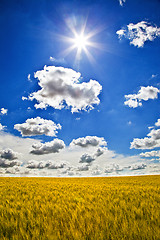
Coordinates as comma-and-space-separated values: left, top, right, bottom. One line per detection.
0, 175, 160, 240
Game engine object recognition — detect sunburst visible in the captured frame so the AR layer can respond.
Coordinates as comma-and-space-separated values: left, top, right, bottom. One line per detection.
59, 21, 104, 65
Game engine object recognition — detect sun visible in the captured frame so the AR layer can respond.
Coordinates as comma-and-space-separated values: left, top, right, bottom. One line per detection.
73, 33, 88, 50
59, 20, 104, 64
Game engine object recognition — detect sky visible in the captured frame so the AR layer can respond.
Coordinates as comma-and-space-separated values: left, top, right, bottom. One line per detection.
0, 0, 160, 176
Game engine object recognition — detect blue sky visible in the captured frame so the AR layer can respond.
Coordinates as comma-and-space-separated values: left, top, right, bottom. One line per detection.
0, 0, 160, 176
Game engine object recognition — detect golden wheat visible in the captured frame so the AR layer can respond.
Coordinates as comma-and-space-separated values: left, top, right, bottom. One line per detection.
0, 175, 160, 239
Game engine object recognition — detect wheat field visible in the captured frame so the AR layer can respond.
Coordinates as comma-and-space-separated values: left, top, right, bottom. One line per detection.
0, 175, 160, 240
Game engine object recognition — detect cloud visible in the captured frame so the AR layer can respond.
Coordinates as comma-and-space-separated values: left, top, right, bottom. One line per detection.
26, 160, 66, 169
91, 169, 102, 175
30, 139, 65, 155
14, 117, 61, 137
131, 118, 160, 150
77, 164, 89, 171
28, 66, 102, 113
0, 148, 19, 160
0, 159, 21, 168
151, 74, 158, 79
0, 108, 8, 115
50, 56, 66, 64
79, 153, 95, 163
104, 163, 123, 173
93, 147, 106, 157
130, 137, 158, 150
119, 0, 126, 6
70, 136, 107, 148
117, 21, 160, 47
28, 74, 32, 82
155, 119, 160, 127
140, 150, 160, 158
0, 123, 4, 131
47, 161, 66, 169
130, 163, 147, 170
147, 129, 160, 140
124, 86, 159, 108
22, 96, 27, 101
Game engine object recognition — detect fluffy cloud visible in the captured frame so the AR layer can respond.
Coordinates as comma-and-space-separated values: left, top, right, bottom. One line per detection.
155, 119, 160, 127
119, 0, 126, 6
147, 129, 160, 140
70, 136, 107, 148
28, 66, 102, 113
26, 160, 66, 169
14, 117, 61, 137
131, 118, 160, 150
104, 164, 123, 173
130, 137, 158, 150
117, 21, 160, 47
77, 164, 89, 171
30, 139, 65, 155
124, 86, 159, 108
130, 163, 147, 170
0, 148, 19, 160
0, 108, 8, 115
80, 154, 95, 163
93, 147, 106, 157
0, 159, 21, 168
140, 150, 160, 158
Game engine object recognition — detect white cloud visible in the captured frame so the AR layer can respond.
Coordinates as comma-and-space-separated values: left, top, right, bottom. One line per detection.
0, 148, 19, 160
30, 139, 65, 155
147, 129, 160, 140
140, 150, 160, 158
70, 136, 107, 148
93, 147, 106, 158
26, 160, 66, 169
79, 153, 95, 163
131, 137, 158, 150
0, 123, 4, 131
0, 108, 8, 115
14, 117, 61, 137
0, 159, 21, 168
22, 96, 27, 101
130, 163, 147, 170
130, 117, 160, 149
0, 131, 158, 176
124, 86, 159, 108
117, 21, 160, 47
49, 56, 65, 64
155, 119, 160, 127
28, 66, 102, 113
104, 163, 123, 173
77, 164, 89, 171
28, 74, 31, 82
151, 74, 158, 79
119, 0, 126, 6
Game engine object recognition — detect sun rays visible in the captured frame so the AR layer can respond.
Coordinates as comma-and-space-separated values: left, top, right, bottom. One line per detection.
59, 19, 104, 65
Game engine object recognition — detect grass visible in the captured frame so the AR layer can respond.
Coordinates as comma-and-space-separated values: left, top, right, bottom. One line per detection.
0, 175, 160, 239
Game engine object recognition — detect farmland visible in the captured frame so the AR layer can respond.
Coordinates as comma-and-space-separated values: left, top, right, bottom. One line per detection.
0, 175, 160, 239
